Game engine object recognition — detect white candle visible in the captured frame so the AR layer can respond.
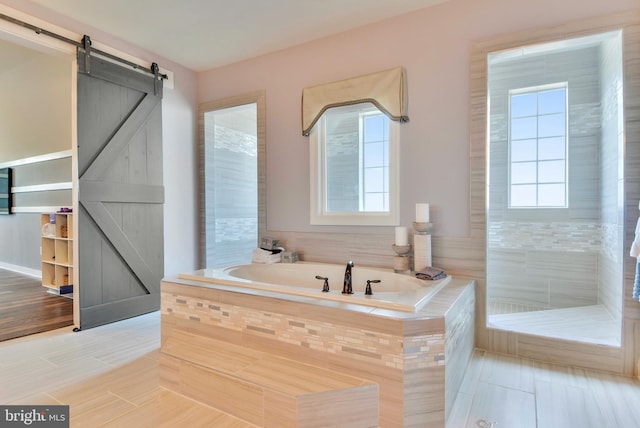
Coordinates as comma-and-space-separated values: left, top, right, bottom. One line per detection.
416, 203, 430, 223
395, 226, 408, 246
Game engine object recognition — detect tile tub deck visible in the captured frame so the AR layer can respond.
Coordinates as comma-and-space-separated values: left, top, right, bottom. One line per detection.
160, 273, 475, 427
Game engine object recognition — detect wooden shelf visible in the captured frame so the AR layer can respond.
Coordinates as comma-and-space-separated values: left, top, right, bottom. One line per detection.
41, 212, 74, 296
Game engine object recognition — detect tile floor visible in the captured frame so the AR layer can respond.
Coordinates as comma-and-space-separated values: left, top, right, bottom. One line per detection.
0, 311, 638, 427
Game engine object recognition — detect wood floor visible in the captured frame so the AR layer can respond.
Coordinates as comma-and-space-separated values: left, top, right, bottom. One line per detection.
1, 311, 639, 427
0, 268, 73, 342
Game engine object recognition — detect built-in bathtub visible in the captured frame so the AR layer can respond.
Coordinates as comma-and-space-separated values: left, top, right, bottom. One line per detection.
163, 261, 475, 426
178, 261, 451, 312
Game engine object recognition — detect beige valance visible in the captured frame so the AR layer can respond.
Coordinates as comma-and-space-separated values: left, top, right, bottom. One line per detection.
301, 66, 409, 136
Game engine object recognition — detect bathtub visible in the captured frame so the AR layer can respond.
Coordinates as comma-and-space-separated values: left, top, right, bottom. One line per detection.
177, 261, 451, 312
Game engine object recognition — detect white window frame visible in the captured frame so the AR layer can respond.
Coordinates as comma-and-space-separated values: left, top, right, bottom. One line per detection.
508, 82, 569, 209
310, 105, 399, 226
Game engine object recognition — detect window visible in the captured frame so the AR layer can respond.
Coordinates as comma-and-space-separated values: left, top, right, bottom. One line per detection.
310, 103, 399, 225
509, 84, 568, 208
203, 100, 260, 268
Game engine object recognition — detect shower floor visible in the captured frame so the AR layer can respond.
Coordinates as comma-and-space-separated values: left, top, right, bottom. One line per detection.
487, 304, 620, 346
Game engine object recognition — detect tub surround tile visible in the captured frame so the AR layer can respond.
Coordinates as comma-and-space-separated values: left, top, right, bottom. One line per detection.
160, 276, 475, 427
179, 359, 265, 426
445, 286, 476, 418
161, 328, 378, 427
163, 290, 408, 372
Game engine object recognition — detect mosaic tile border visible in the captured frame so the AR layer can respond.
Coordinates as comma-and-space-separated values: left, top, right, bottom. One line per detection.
488, 221, 601, 251
162, 291, 445, 371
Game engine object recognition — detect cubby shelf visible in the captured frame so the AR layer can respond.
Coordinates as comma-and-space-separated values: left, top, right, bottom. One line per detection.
41, 213, 73, 297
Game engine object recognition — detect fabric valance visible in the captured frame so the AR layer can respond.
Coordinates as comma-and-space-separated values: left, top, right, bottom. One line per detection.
301, 66, 409, 136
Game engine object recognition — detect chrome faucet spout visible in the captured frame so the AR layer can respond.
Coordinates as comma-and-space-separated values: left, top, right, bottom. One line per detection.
342, 261, 354, 294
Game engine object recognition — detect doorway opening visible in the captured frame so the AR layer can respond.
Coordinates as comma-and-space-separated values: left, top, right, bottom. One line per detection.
486, 31, 624, 346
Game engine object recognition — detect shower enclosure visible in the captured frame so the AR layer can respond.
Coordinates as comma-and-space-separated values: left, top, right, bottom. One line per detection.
486, 31, 624, 346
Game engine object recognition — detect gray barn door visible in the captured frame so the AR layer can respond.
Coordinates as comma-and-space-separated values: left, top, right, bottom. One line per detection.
77, 49, 164, 329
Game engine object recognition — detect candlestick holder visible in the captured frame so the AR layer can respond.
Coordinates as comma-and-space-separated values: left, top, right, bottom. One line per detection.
413, 222, 433, 272
392, 244, 412, 274
392, 244, 411, 256
413, 222, 433, 234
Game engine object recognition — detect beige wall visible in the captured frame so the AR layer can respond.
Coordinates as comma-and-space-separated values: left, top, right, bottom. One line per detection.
0, 39, 71, 162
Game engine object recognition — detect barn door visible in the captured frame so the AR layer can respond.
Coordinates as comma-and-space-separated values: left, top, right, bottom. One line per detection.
76, 46, 164, 329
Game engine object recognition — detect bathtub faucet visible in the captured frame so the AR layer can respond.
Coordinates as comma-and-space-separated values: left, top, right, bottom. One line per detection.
342, 261, 354, 294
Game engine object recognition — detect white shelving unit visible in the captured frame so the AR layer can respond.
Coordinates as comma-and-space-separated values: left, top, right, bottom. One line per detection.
41, 212, 73, 297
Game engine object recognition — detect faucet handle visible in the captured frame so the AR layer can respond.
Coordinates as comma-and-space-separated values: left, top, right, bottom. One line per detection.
315, 275, 330, 292
365, 279, 381, 295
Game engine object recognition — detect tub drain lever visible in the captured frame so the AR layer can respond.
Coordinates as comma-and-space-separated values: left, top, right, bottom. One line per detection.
315, 275, 330, 292
365, 279, 381, 295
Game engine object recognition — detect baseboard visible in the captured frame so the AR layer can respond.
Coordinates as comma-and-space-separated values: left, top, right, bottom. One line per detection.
0, 262, 41, 278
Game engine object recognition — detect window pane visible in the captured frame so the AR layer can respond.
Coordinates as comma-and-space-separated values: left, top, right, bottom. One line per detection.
538, 160, 565, 183
383, 140, 389, 165
511, 93, 537, 118
538, 88, 566, 114
538, 137, 565, 160
364, 193, 384, 211
325, 128, 359, 212
511, 117, 537, 140
538, 113, 565, 137
511, 162, 536, 184
507, 85, 568, 209
511, 139, 537, 162
364, 142, 384, 167
511, 184, 536, 207
365, 167, 384, 193
312, 101, 398, 224
538, 183, 566, 206
383, 166, 389, 192
364, 114, 385, 142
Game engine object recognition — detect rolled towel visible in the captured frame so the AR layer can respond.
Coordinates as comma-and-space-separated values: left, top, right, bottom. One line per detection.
415, 266, 447, 281
252, 248, 282, 264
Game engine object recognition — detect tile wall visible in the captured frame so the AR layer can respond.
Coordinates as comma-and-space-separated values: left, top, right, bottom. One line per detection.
486, 44, 603, 311
598, 34, 624, 326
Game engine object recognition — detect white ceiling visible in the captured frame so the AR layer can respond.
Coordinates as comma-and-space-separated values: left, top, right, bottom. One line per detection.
27, 0, 448, 71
